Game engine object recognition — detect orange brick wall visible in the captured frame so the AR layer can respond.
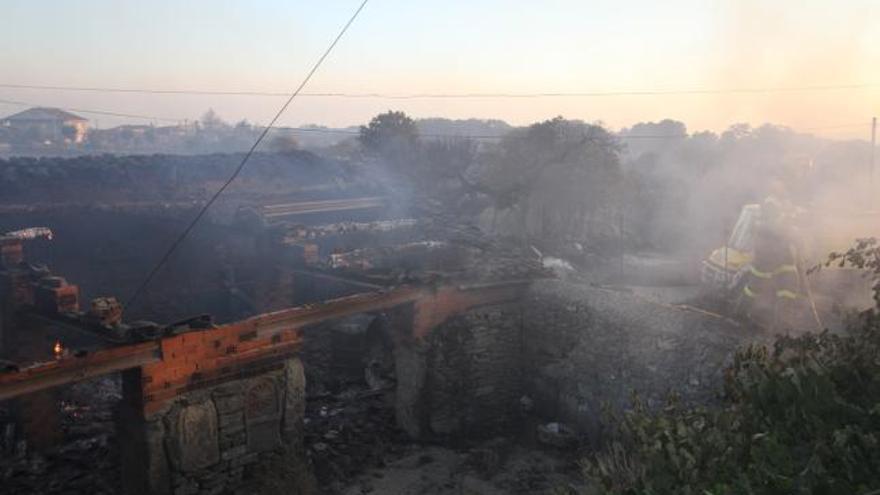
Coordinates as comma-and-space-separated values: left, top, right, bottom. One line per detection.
139, 323, 301, 416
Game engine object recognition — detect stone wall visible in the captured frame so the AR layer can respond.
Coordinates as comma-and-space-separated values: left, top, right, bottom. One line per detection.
391, 280, 749, 440
522, 280, 755, 437
421, 303, 524, 438
119, 358, 307, 495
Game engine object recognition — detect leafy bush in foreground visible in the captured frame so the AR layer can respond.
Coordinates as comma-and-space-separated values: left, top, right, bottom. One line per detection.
585, 239, 880, 494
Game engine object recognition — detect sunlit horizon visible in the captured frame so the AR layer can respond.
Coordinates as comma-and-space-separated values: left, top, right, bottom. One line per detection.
2, 0, 878, 139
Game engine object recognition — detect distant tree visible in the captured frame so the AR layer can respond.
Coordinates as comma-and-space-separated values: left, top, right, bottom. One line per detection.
416, 118, 512, 139
358, 111, 418, 153
721, 122, 752, 142
420, 138, 476, 180
415, 138, 480, 212
200, 108, 226, 129
479, 116, 623, 245
357, 111, 421, 196
620, 119, 688, 158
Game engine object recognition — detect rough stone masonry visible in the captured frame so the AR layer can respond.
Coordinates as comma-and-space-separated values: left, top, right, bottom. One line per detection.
118, 358, 307, 495
18, 278, 754, 494
522, 280, 756, 437
409, 280, 753, 442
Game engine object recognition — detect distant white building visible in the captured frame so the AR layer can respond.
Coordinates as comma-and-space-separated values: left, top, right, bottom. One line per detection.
1, 107, 89, 144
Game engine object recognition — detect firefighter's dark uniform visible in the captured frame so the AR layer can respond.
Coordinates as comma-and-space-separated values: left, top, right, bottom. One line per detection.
743, 207, 802, 328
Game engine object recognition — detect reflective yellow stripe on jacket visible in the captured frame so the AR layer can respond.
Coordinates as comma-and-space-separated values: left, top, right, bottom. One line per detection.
749, 266, 773, 279
744, 262, 801, 300
749, 264, 796, 278
776, 289, 800, 300
744, 285, 801, 300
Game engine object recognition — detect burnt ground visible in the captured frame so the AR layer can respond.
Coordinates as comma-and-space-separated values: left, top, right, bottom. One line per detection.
339, 443, 587, 495
304, 385, 410, 489
0, 376, 121, 495
1, 376, 589, 495
304, 383, 589, 495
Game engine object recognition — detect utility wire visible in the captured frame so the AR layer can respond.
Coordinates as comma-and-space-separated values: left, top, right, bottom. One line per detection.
125, 0, 369, 309
798, 123, 872, 131
0, 97, 181, 123
0, 96, 682, 140
0, 96, 868, 141
1, 82, 879, 99
277, 122, 872, 139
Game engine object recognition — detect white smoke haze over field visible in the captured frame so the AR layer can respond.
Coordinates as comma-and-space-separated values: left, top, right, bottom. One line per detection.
343, 113, 878, 275
615, 120, 877, 259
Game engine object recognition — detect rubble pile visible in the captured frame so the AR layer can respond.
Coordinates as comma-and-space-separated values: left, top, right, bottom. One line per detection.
321, 216, 551, 286
417, 218, 551, 283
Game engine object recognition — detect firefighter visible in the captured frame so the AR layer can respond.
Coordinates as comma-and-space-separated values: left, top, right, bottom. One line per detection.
742, 196, 804, 329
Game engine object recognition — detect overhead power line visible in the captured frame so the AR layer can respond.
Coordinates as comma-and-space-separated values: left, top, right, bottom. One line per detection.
280, 126, 688, 141
0, 96, 687, 139
798, 122, 872, 131
1, 82, 879, 99
274, 122, 873, 139
0, 97, 182, 123
125, 0, 370, 309
0, 95, 868, 140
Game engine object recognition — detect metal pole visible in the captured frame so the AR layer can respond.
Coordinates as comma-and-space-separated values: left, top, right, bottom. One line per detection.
619, 208, 625, 281
723, 223, 729, 287
872, 117, 876, 209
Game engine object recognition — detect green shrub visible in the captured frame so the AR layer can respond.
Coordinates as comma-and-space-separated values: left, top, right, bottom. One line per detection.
585, 238, 880, 494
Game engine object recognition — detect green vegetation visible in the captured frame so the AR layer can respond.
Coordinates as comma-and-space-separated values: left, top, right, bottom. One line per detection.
584, 239, 880, 495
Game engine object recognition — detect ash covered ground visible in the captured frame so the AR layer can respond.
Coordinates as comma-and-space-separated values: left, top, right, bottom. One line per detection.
1, 374, 589, 495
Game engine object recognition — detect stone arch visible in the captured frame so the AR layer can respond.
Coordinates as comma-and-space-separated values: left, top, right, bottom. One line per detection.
244, 377, 282, 452
166, 400, 220, 473
363, 313, 396, 390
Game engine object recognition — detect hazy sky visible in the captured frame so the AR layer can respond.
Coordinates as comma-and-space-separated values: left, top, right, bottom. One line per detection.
2, 0, 878, 137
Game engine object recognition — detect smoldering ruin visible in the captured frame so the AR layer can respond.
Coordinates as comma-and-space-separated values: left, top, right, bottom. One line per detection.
0, 112, 876, 495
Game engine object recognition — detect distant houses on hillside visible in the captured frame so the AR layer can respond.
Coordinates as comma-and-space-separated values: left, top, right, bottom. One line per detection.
1, 107, 89, 145
0, 106, 521, 158
0, 106, 314, 156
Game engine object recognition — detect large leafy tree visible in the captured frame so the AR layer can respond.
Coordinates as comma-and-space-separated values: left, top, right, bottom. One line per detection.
358, 110, 418, 154
478, 117, 623, 245
357, 111, 420, 191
